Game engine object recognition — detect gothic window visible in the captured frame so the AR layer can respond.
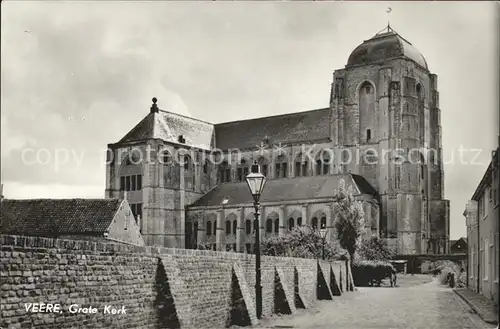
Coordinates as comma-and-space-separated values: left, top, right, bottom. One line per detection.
206, 221, 212, 236
257, 157, 269, 177
130, 203, 143, 223
193, 222, 198, 248
225, 220, 231, 235
266, 219, 273, 233
275, 155, 288, 178
288, 218, 294, 230
182, 154, 195, 190
237, 159, 249, 182
213, 221, 217, 236
359, 81, 376, 145
233, 220, 237, 235
245, 219, 252, 234
315, 150, 331, 175
312, 217, 318, 230
120, 174, 142, 191
183, 155, 192, 171
367, 129, 371, 142
297, 217, 302, 226
320, 217, 327, 229
395, 167, 401, 189
295, 153, 308, 177
219, 161, 231, 183
274, 218, 279, 233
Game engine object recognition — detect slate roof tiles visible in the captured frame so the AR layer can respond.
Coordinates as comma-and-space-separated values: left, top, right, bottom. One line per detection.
0, 199, 123, 236
189, 174, 376, 208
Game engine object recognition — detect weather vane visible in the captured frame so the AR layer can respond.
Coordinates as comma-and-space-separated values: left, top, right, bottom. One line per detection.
386, 7, 392, 31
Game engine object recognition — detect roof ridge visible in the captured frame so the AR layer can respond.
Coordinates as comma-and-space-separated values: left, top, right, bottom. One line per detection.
118, 112, 155, 143
158, 109, 213, 125
215, 107, 330, 126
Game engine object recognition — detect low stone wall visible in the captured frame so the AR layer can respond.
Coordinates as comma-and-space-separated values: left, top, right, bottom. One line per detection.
0, 235, 352, 329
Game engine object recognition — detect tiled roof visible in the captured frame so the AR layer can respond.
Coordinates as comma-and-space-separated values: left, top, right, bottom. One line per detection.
118, 110, 215, 150
0, 199, 123, 236
189, 174, 376, 207
351, 174, 379, 196
214, 108, 330, 150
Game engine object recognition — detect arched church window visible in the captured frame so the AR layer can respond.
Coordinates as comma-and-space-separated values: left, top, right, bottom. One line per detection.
320, 217, 326, 229
295, 153, 308, 177
225, 220, 231, 235
237, 158, 249, 182
219, 161, 231, 183
245, 220, 252, 234
315, 150, 331, 176
297, 217, 302, 226
266, 219, 273, 233
274, 218, 279, 233
233, 220, 237, 235
275, 155, 288, 178
312, 217, 318, 230
193, 221, 198, 249
203, 160, 209, 174
206, 221, 212, 236
288, 218, 294, 230
257, 157, 269, 177
183, 154, 192, 171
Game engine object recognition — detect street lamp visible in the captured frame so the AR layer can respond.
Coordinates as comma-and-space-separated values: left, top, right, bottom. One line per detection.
245, 161, 267, 319
319, 228, 328, 260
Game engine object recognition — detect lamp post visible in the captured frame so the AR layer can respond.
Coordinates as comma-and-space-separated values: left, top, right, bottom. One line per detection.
319, 228, 328, 260
245, 161, 267, 319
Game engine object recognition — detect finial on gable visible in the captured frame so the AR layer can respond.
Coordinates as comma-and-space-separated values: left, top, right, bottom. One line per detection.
150, 97, 159, 113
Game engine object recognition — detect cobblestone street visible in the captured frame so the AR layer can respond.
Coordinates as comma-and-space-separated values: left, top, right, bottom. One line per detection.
257, 277, 496, 329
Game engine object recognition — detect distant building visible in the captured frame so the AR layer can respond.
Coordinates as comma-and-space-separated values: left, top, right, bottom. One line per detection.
449, 237, 467, 254
464, 146, 499, 305
0, 198, 145, 246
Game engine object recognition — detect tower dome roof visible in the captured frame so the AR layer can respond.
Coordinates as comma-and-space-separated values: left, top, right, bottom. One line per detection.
347, 26, 428, 70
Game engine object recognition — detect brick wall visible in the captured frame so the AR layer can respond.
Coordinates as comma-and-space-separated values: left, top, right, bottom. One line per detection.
0, 235, 351, 329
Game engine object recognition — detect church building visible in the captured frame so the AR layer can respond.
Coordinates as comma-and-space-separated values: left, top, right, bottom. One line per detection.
105, 26, 450, 255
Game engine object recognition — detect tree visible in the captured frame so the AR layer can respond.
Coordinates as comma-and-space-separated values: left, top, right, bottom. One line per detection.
261, 225, 349, 261
357, 236, 394, 261
334, 179, 365, 261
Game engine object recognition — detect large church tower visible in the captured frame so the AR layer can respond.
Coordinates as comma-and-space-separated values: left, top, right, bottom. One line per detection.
330, 26, 450, 255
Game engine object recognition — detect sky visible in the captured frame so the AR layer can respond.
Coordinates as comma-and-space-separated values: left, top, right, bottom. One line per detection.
1, 1, 499, 240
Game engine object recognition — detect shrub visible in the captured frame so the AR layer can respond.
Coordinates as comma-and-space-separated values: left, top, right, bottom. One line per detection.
261, 226, 349, 261
334, 179, 365, 261
425, 260, 465, 288
357, 236, 395, 261
436, 261, 466, 287
352, 260, 395, 287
